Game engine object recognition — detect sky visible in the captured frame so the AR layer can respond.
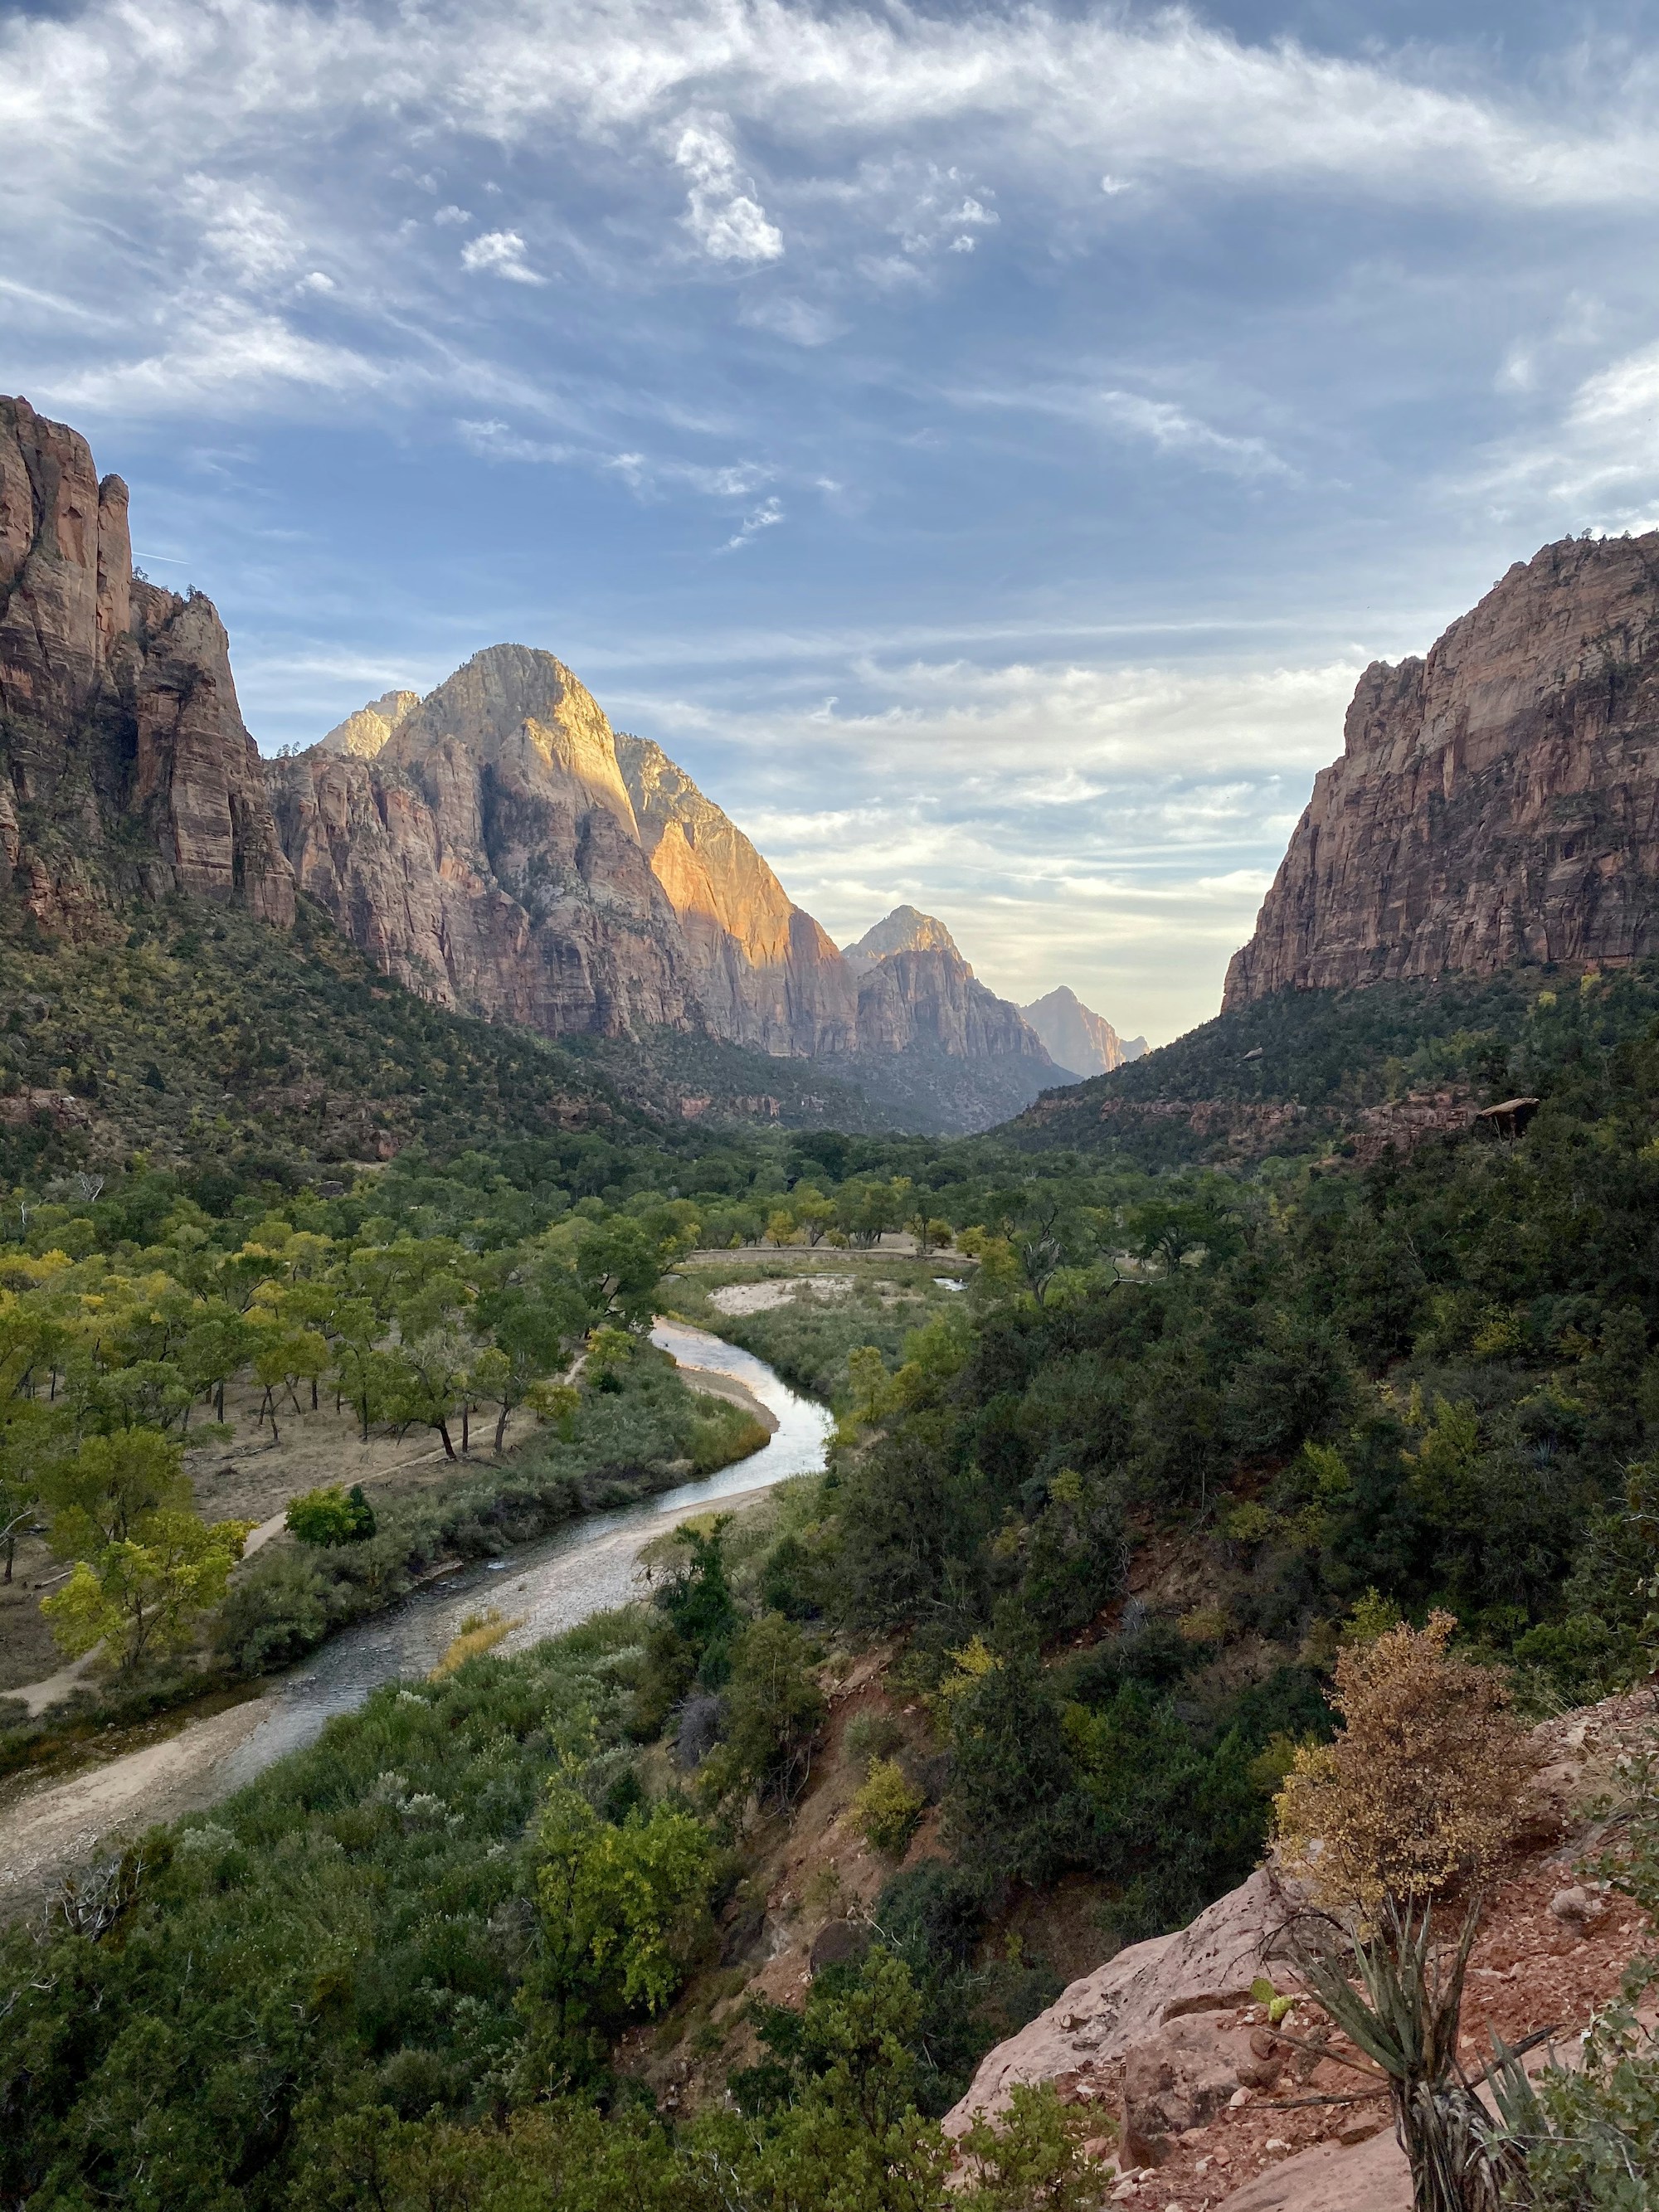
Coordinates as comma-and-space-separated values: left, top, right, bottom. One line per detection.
7, 0, 1659, 1043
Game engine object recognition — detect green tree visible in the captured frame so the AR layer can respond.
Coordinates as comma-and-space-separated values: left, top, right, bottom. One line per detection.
698, 1612, 826, 1814
42, 1508, 253, 1671
40, 1427, 192, 1557
527, 1779, 714, 2083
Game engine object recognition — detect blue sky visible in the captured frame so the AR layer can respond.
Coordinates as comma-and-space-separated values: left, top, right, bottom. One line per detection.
7, 0, 1659, 1042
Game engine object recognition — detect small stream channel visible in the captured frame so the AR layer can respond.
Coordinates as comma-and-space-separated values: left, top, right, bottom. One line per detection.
210, 1321, 831, 1793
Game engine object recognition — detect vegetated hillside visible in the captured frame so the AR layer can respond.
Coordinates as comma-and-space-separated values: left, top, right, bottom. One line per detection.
4, 946, 1659, 2202
0, 893, 653, 1193
1010, 966, 1659, 1165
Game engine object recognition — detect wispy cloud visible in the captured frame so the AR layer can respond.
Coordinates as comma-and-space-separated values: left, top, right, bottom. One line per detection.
719, 496, 785, 550
460, 229, 546, 284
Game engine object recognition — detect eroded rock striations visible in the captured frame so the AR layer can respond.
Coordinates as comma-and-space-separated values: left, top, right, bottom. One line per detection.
844, 905, 1058, 1067
273, 673, 1062, 1094
0, 396, 294, 931
615, 733, 857, 1054
1019, 984, 1145, 1076
1226, 533, 1659, 1007
266, 649, 696, 1039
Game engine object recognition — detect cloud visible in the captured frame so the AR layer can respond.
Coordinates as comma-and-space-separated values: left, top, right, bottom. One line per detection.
719, 495, 785, 550
1095, 391, 1292, 479
738, 294, 845, 345
460, 229, 546, 283
673, 119, 783, 263
47, 301, 387, 413
434, 204, 471, 226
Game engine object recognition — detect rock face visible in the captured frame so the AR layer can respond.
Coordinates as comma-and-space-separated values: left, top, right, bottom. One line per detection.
319, 689, 419, 759
274, 678, 1063, 1090
843, 906, 1058, 1069
1019, 984, 1146, 1076
0, 395, 294, 931
844, 903, 961, 970
615, 733, 857, 1054
1227, 533, 1659, 1007
942, 1865, 1301, 2136
267, 648, 695, 1038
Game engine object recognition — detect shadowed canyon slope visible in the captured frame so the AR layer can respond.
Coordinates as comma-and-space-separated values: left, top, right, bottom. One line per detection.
0, 396, 294, 932
1227, 532, 1659, 1006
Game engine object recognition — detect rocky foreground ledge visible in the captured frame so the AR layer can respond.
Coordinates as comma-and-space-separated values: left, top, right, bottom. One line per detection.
943, 1694, 1654, 2212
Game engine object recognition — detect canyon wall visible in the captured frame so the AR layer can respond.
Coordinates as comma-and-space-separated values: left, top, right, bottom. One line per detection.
615, 732, 857, 1054
1226, 533, 1659, 1006
0, 395, 294, 931
273, 665, 1060, 1085
266, 648, 696, 1039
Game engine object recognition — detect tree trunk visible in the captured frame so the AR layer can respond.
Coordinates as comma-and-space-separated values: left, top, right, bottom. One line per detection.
495, 1403, 510, 1451
312, 1378, 319, 1411
216, 1379, 226, 1421
461, 1405, 469, 1454
437, 1419, 456, 1461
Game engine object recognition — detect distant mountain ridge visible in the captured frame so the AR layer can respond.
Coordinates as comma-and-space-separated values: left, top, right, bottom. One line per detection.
270, 664, 1065, 1130
1019, 984, 1146, 1077
844, 904, 961, 971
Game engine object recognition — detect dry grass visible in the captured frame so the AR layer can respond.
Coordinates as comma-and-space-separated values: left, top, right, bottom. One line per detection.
429, 1607, 522, 1679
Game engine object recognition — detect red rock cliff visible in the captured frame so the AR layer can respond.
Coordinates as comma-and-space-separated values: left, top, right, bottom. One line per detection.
0, 395, 294, 931
1225, 533, 1659, 1007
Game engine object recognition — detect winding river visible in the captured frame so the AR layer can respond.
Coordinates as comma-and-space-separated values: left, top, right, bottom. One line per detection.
0, 1323, 831, 1906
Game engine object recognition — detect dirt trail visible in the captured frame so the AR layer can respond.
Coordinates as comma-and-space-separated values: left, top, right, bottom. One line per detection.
0, 1697, 271, 1915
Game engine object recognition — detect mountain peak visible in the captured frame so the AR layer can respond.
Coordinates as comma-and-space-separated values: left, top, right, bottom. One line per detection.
1019, 984, 1146, 1076
844, 905, 962, 971
321, 689, 420, 759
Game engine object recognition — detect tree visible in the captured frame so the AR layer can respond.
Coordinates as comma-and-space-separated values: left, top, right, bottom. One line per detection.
285, 1484, 377, 1545
698, 1611, 826, 1814
42, 1508, 253, 1671
40, 1427, 192, 1557
473, 1282, 573, 1450
528, 1779, 714, 2083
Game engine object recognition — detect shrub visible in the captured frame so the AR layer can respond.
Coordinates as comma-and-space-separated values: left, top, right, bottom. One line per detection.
1273, 1610, 1529, 1916
854, 1757, 926, 1858
285, 1483, 377, 1546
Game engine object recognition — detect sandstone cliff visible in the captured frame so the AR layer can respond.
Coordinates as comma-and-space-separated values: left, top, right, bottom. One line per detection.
1226, 533, 1659, 1007
0, 395, 294, 931
615, 732, 857, 1054
1019, 984, 1145, 1076
320, 689, 418, 759
843, 906, 1057, 1067
267, 648, 696, 1038
843, 903, 961, 971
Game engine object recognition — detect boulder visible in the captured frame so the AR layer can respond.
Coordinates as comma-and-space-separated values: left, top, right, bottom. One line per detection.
1121, 2012, 1288, 2167
942, 1866, 1302, 2135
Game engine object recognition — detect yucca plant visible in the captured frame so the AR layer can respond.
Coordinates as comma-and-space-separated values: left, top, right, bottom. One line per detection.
1293, 1898, 1530, 2212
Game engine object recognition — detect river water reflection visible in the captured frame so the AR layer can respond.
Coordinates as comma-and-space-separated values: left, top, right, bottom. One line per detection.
212, 1321, 830, 1792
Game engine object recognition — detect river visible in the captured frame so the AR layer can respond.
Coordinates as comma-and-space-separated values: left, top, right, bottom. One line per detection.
0, 1322, 830, 1907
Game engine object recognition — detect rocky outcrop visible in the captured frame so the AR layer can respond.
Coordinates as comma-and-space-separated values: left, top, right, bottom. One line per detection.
319, 688, 418, 758
942, 1866, 1301, 2137
0, 395, 294, 931
1226, 532, 1659, 1007
844, 904, 961, 971
615, 733, 857, 1054
1019, 984, 1145, 1076
274, 676, 1063, 1091
266, 648, 695, 1038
